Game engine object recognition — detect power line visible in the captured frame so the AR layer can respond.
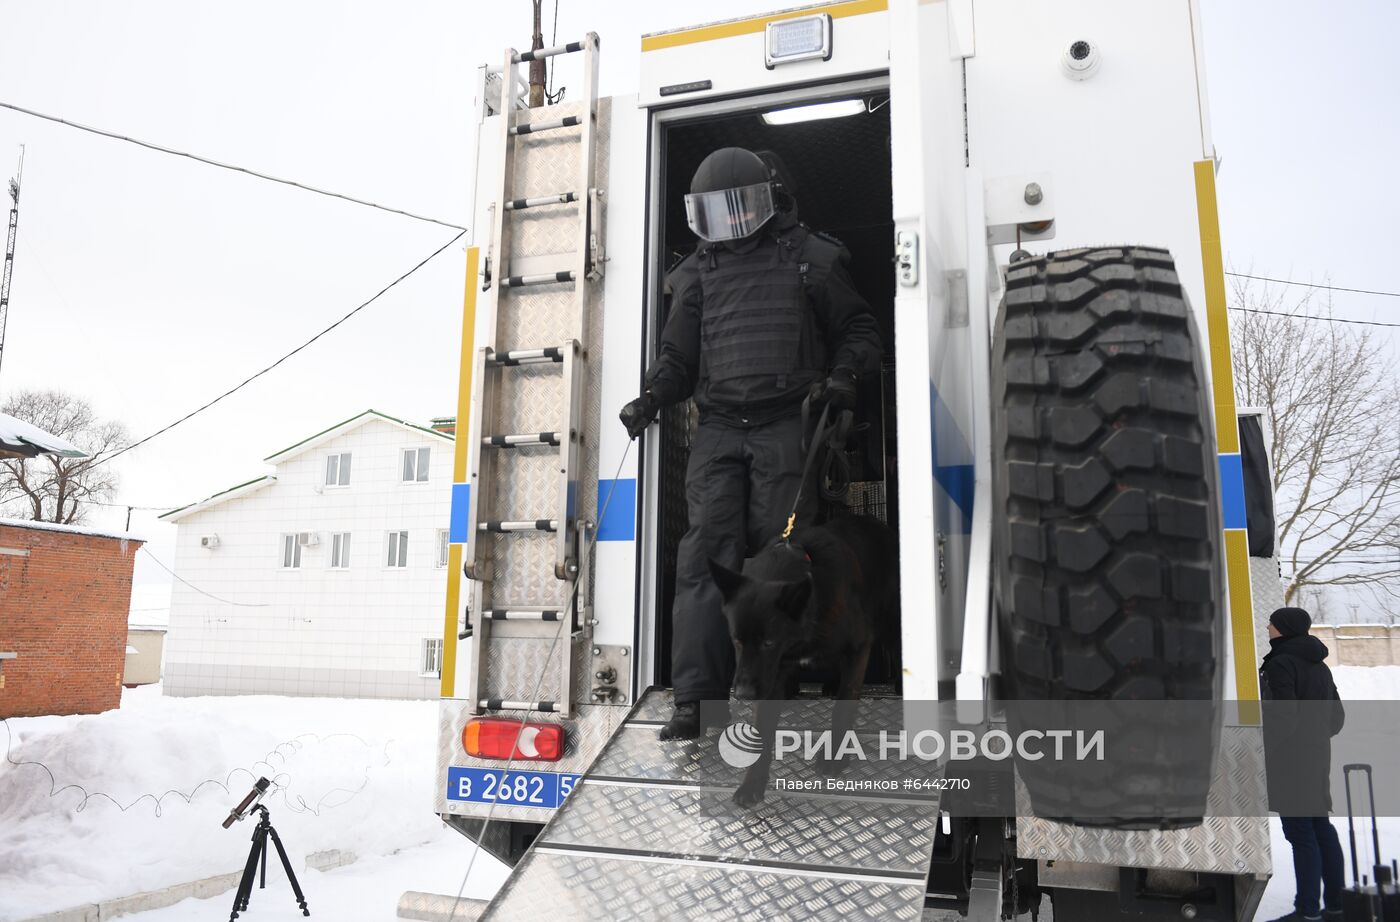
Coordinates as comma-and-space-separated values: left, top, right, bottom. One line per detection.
1226, 306, 1400, 329
94, 229, 464, 469
0, 100, 467, 232
1224, 271, 1400, 299
140, 546, 268, 607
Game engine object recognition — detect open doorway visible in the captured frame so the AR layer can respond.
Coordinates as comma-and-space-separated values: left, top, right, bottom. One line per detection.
647, 84, 899, 692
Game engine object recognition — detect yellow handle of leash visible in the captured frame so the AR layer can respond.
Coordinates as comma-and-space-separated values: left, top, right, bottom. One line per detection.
782, 512, 796, 541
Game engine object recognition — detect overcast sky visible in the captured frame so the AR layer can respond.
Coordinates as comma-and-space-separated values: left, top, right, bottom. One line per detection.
0, 1, 1395, 612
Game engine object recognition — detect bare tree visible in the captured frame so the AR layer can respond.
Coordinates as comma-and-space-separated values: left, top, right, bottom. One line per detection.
0, 389, 129, 524
1229, 277, 1400, 606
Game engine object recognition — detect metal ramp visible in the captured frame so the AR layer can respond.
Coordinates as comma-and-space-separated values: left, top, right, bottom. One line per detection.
483, 690, 942, 921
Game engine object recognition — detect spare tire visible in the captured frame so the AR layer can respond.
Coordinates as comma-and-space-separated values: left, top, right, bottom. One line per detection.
991, 247, 1223, 828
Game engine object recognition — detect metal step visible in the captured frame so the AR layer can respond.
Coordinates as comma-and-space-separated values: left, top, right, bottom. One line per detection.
480, 519, 558, 533
482, 689, 942, 921
509, 115, 581, 136
482, 432, 562, 448
487, 347, 565, 366
481, 609, 565, 621
504, 192, 579, 211
502, 270, 576, 288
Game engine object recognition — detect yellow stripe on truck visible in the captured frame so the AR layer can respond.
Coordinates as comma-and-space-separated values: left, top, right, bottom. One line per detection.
442, 247, 480, 698
1194, 160, 1259, 718
1193, 159, 1238, 454
1225, 530, 1259, 722
641, 0, 888, 52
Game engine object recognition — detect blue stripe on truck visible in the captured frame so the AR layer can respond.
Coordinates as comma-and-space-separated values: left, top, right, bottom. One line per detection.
449, 483, 471, 543
1217, 453, 1246, 530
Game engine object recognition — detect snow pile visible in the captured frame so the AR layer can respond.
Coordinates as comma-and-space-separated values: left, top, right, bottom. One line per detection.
0, 685, 501, 922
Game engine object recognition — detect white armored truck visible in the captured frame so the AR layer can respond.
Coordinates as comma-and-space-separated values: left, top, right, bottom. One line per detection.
411, 2, 1285, 919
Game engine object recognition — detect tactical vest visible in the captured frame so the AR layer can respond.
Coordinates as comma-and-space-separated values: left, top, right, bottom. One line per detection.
694, 226, 823, 396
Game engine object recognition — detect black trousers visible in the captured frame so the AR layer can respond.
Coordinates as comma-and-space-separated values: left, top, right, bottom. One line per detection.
671, 414, 815, 704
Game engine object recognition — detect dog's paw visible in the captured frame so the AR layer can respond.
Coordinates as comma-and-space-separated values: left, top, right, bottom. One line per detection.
732, 781, 767, 808
816, 756, 848, 778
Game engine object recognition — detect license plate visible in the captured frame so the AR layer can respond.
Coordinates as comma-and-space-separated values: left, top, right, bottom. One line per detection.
446, 767, 579, 809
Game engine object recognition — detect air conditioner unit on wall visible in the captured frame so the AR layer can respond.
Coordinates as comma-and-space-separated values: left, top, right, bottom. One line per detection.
200, 535, 220, 549
298, 532, 320, 547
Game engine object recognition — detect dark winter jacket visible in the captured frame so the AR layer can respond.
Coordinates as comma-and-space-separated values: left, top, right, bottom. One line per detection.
1259, 633, 1345, 814
645, 213, 883, 428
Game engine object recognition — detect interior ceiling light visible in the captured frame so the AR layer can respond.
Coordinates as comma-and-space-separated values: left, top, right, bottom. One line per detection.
761, 99, 865, 126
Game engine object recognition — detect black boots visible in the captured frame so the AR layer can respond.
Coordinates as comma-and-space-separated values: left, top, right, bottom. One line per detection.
659, 701, 729, 741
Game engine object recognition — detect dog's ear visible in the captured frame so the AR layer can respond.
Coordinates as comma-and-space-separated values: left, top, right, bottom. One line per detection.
777, 578, 812, 617
708, 558, 745, 601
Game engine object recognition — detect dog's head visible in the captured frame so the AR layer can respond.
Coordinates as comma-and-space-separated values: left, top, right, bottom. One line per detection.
709, 551, 813, 701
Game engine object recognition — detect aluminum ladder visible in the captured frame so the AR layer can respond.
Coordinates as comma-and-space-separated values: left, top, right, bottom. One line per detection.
462, 33, 603, 720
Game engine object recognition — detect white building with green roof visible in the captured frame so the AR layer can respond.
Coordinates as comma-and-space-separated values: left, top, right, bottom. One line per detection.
159, 410, 455, 699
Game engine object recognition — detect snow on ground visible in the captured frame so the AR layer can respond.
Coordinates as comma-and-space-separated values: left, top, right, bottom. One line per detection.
0, 685, 506, 922
120, 827, 508, 922
5, 667, 1400, 921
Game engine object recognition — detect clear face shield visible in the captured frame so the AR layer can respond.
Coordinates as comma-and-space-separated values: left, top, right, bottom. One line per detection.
683, 182, 776, 243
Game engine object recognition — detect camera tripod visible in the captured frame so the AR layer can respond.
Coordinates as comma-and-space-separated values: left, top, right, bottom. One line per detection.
228, 804, 309, 920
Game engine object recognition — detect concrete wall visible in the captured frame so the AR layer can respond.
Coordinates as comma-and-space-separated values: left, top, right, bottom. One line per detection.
124, 628, 165, 686
163, 418, 452, 700
0, 521, 143, 717
1309, 624, 1400, 667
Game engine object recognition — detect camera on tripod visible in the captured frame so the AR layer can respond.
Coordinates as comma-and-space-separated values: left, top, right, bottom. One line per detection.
223, 777, 309, 919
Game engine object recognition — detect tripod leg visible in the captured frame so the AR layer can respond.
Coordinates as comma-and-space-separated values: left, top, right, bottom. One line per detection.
266, 824, 311, 916
229, 828, 263, 921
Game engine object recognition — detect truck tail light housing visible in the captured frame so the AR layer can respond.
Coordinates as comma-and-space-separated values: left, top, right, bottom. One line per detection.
462, 718, 564, 761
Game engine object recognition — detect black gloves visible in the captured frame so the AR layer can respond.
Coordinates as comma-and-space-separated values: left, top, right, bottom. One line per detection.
620, 392, 660, 439
812, 366, 858, 411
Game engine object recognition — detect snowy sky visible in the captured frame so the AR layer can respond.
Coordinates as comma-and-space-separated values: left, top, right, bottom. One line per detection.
0, 0, 1395, 610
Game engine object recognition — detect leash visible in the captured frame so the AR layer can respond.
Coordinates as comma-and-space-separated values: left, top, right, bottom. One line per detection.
781, 398, 834, 541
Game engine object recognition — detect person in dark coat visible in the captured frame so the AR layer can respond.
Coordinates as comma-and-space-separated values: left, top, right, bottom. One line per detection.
618, 147, 882, 740
1260, 606, 1347, 922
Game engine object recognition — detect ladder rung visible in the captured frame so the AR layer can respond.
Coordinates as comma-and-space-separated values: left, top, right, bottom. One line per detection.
483, 610, 564, 621
481, 519, 558, 533
504, 192, 578, 211
513, 40, 586, 63
483, 432, 561, 448
489, 347, 565, 366
510, 115, 582, 136
503, 270, 576, 288
479, 699, 558, 712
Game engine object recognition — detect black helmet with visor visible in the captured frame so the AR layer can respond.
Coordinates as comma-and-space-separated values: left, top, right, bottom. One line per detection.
684, 147, 776, 243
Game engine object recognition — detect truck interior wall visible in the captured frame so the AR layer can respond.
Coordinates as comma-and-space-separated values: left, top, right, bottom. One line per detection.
650, 95, 900, 689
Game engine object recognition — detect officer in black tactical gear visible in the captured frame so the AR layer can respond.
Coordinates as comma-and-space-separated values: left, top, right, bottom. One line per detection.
619, 146, 882, 740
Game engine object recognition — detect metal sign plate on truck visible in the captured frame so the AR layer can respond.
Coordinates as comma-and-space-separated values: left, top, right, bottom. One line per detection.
446, 767, 580, 809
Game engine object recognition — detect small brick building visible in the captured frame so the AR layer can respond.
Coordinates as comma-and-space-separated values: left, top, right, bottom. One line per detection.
0, 518, 144, 717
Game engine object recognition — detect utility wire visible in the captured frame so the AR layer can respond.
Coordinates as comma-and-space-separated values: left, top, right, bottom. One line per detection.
1226, 306, 1400, 329
91, 229, 464, 469
140, 546, 269, 607
0, 100, 467, 232
1224, 271, 1400, 299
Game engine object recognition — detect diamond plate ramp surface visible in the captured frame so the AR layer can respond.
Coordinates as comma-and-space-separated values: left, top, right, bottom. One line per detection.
487, 851, 927, 922
483, 689, 939, 920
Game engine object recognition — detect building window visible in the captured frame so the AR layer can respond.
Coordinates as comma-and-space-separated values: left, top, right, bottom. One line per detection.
386, 530, 409, 568
436, 529, 450, 568
421, 637, 443, 677
325, 452, 352, 487
331, 532, 351, 569
280, 534, 302, 569
402, 446, 430, 483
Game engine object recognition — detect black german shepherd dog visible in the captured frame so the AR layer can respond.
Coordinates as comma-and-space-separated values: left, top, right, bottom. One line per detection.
708, 515, 899, 807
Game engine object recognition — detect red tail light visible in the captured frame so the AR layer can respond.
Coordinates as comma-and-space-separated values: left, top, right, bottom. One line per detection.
462, 718, 564, 761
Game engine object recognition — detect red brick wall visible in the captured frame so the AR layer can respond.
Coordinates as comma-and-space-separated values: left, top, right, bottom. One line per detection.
0, 523, 143, 718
